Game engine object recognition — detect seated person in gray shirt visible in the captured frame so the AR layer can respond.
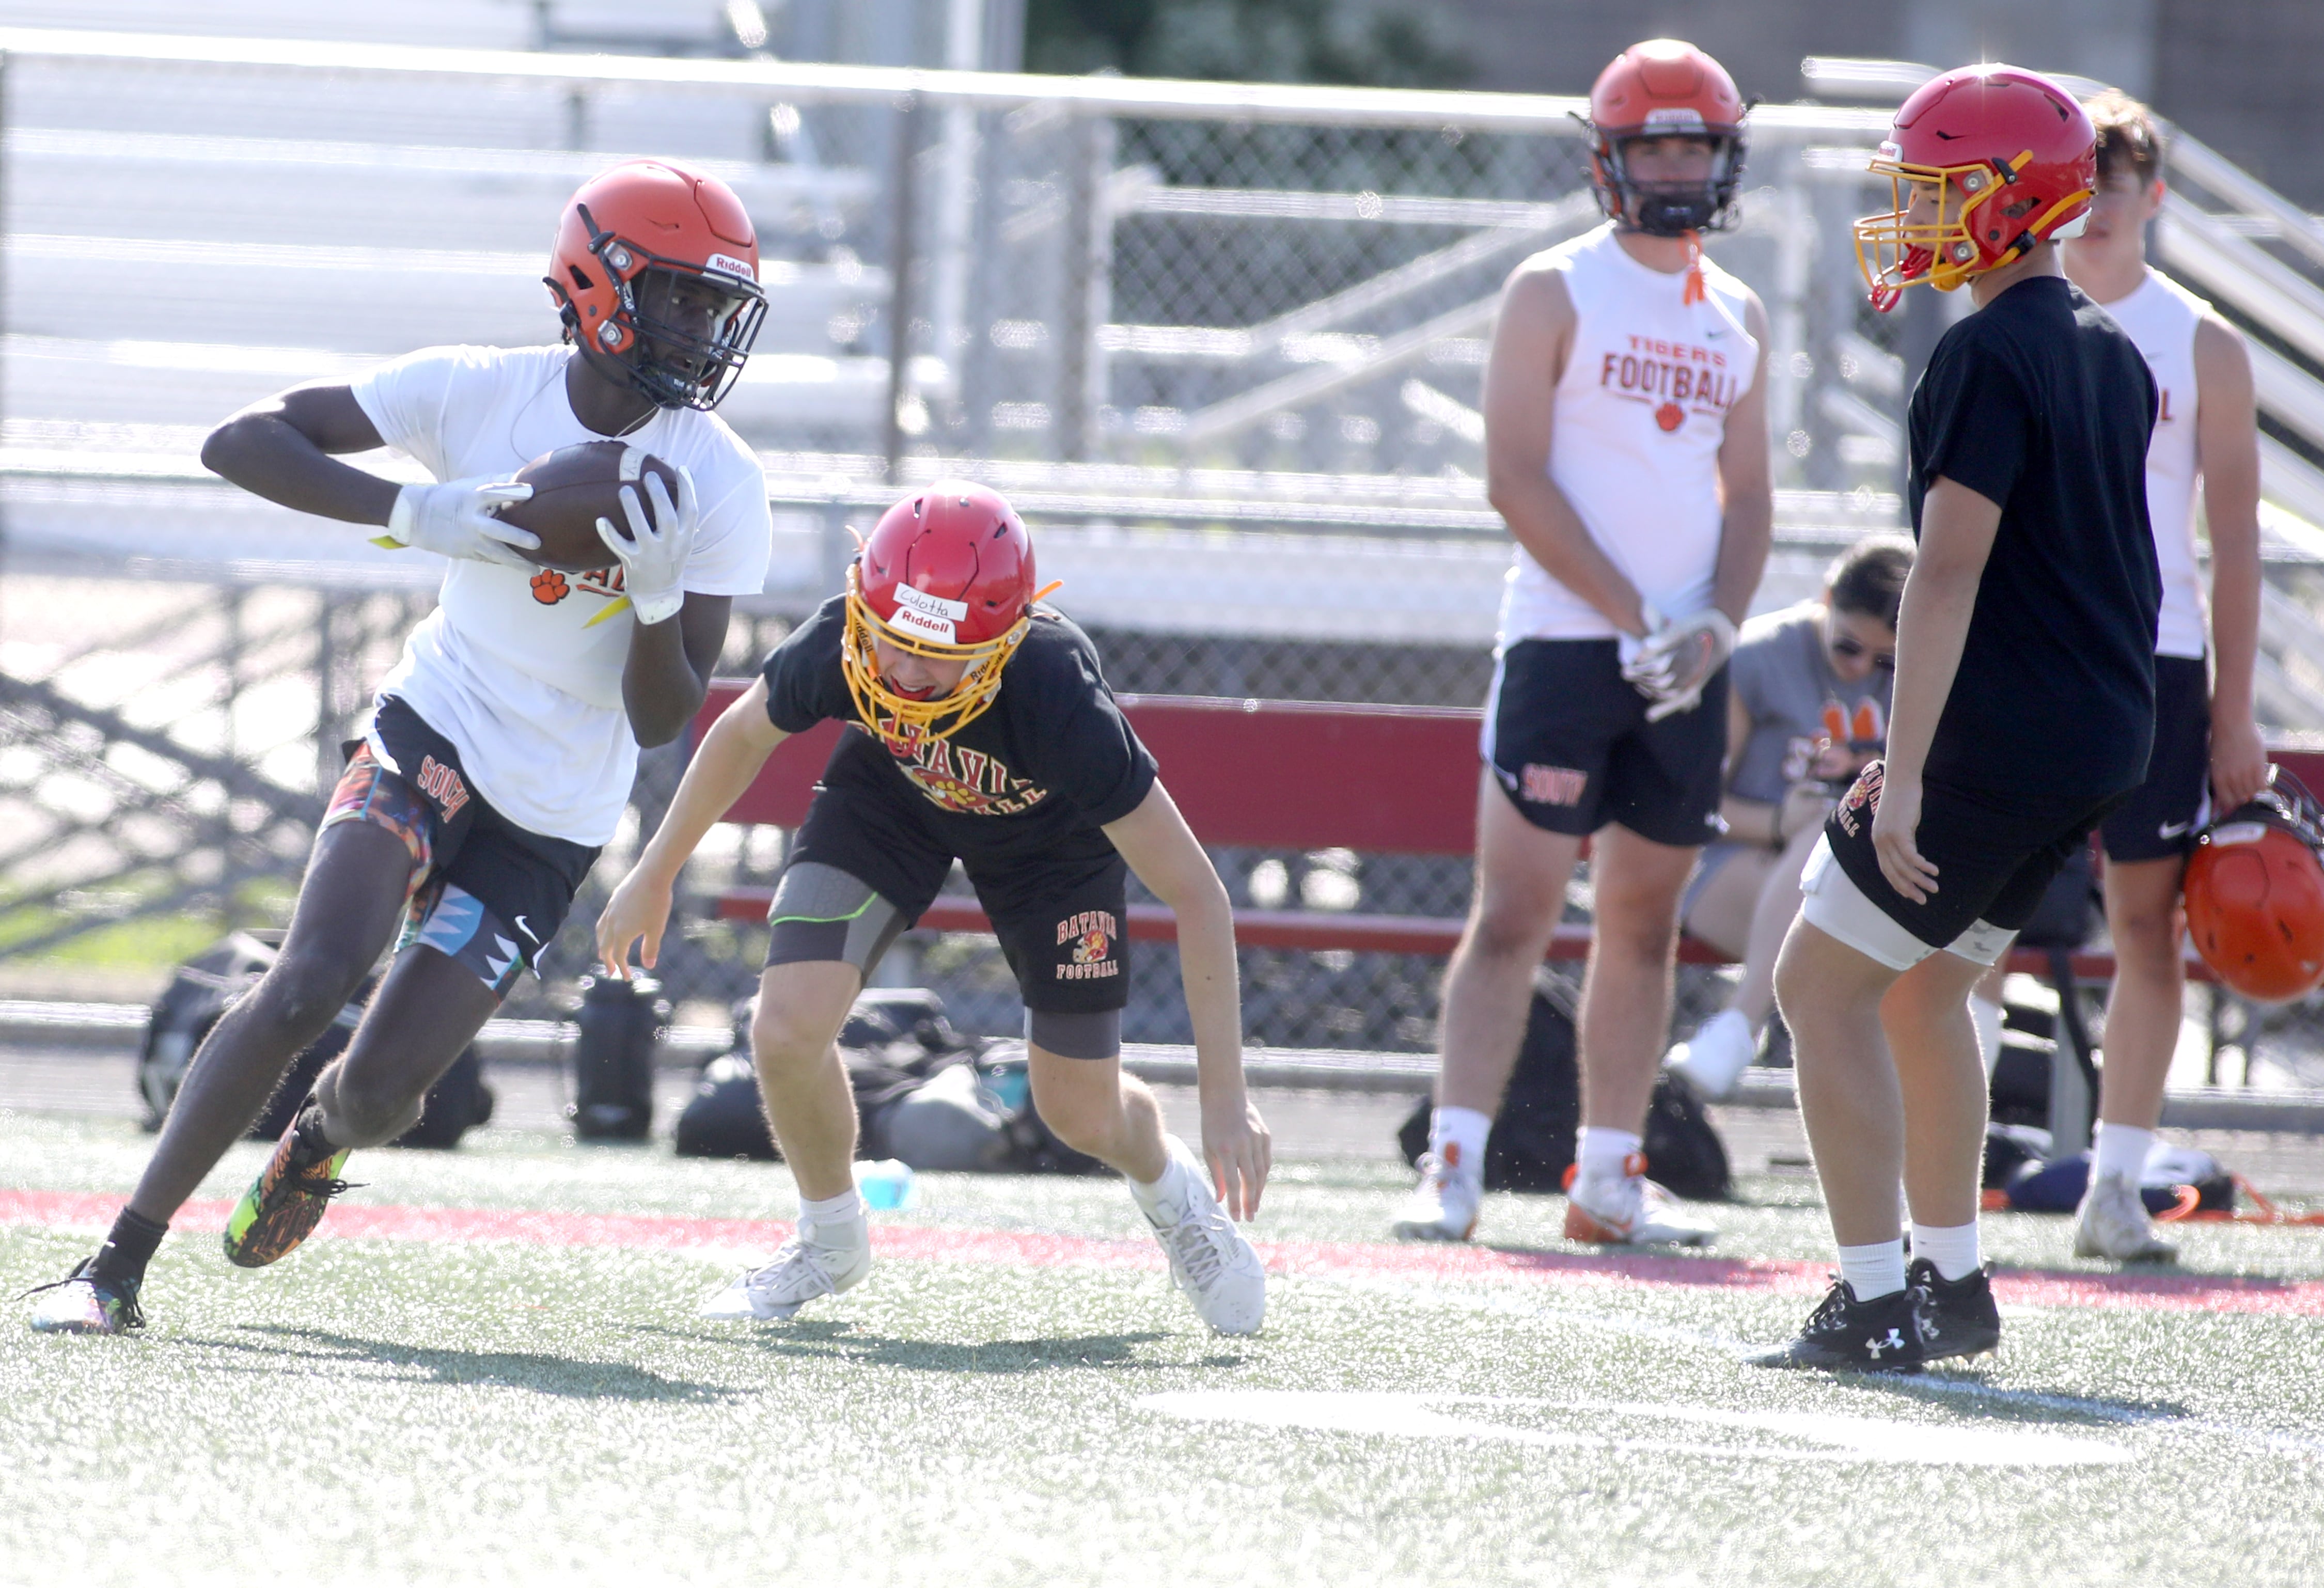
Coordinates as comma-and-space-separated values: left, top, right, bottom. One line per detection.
1663, 537, 1911, 1095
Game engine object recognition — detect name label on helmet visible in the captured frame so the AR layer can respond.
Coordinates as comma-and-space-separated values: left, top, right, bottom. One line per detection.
706, 251, 757, 282
1643, 107, 1708, 132
2211, 822, 2268, 846
889, 581, 968, 643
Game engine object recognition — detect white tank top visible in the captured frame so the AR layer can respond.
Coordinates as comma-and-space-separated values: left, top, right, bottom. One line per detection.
2099, 270, 2207, 658
1497, 223, 1758, 645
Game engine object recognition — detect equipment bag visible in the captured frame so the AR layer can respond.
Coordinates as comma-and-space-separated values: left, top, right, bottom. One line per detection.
1398, 977, 1730, 1200
673, 989, 1100, 1173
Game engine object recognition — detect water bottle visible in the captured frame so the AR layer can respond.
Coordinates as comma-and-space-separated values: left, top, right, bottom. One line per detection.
855, 1158, 919, 1211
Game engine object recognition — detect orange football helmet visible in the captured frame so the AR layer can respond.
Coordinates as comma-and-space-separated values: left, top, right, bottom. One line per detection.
1582, 40, 1750, 237
2184, 770, 2324, 1004
545, 158, 767, 410
1856, 64, 2097, 312
841, 482, 1060, 741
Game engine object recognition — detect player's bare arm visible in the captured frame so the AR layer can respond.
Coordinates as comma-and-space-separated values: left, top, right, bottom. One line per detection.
200, 382, 399, 524
1481, 261, 1647, 636
1102, 781, 1271, 1218
1874, 476, 2003, 901
622, 590, 730, 748
1708, 291, 1775, 626
599, 674, 790, 974
2193, 311, 2268, 809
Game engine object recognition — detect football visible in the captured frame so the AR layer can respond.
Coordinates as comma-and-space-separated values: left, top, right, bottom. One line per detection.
498, 441, 682, 572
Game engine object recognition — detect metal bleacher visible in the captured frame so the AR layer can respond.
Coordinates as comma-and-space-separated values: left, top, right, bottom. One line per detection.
1, 25, 2322, 667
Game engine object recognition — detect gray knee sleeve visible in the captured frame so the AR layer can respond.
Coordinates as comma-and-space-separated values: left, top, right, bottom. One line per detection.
1025, 1007, 1122, 1060
765, 862, 908, 977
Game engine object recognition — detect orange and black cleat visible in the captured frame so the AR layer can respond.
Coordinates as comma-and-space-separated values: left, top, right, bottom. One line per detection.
222, 1107, 359, 1268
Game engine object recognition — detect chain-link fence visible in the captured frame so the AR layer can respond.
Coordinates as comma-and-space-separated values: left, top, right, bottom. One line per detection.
4, 34, 2323, 1074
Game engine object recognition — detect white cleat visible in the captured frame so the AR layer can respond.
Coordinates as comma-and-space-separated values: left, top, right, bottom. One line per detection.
1665, 1008, 1755, 1100
1563, 1155, 1717, 1248
1140, 1138, 1267, 1336
2072, 1172, 2177, 1263
701, 1219, 873, 1321
1390, 1149, 1482, 1242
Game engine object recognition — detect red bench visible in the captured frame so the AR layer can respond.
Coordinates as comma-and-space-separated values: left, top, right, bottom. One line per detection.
690, 682, 2318, 985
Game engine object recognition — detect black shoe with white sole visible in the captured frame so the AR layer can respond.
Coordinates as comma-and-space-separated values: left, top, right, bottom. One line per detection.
1908, 1259, 2001, 1362
1750, 1278, 1924, 1373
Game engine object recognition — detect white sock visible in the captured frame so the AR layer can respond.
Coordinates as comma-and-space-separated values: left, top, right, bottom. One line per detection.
1128, 1136, 1193, 1214
799, 1189, 864, 1233
1970, 993, 2005, 1079
1575, 1126, 1642, 1183
1909, 1220, 1981, 1282
1428, 1106, 1492, 1181
2093, 1121, 2157, 1185
1838, 1238, 1907, 1301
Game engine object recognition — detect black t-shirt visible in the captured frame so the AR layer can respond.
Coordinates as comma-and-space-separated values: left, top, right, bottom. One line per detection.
759, 595, 1158, 862
1908, 274, 2160, 801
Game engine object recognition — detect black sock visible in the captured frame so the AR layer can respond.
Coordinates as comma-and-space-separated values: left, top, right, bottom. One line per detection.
292, 1103, 341, 1165
89, 1208, 168, 1283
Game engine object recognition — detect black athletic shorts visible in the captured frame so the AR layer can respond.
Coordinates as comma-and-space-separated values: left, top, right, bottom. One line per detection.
785, 777, 1131, 1015
1824, 761, 2124, 949
2099, 654, 2210, 863
1484, 638, 1728, 846
323, 696, 600, 995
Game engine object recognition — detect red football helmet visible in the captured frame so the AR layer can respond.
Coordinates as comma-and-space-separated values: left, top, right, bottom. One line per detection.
1856, 64, 2097, 312
2184, 770, 2324, 1004
1582, 40, 1750, 237
545, 158, 767, 410
841, 482, 1058, 739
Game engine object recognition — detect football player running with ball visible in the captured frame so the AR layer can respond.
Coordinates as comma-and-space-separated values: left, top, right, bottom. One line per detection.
1755, 68, 2161, 1372
1393, 39, 1772, 1249
595, 484, 1271, 1335
28, 160, 775, 1335
2060, 92, 2269, 1263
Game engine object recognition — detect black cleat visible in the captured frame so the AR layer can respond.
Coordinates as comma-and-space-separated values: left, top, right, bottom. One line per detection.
1750, 1278, 1924, 1373
1909, 1259, 2002, 1362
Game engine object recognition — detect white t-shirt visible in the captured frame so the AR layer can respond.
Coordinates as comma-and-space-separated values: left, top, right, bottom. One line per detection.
1497, 223, 1758, 645
352, 344, 772, 845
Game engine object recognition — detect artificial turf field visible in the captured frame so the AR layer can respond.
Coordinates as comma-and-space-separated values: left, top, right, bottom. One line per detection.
4, 1108, 2322, 1588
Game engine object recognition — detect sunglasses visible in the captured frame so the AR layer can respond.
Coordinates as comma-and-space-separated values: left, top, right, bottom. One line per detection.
1829, 634, 1896, 672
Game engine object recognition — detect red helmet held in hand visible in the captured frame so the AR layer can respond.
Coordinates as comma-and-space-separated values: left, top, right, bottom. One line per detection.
1855, 64, 2098, 311
2184, 770, 2324, 1004
841, 482, 1056, 740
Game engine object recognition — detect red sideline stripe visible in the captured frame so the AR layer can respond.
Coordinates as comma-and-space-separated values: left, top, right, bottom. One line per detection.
5, 1189, 2319, 1317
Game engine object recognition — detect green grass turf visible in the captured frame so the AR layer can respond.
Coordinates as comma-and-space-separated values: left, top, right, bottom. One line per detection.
4, 1109, 2322, 1588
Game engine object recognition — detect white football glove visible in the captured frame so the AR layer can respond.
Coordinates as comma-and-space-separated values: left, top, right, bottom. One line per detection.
595, 464, 698, 626
1620, 607, 1736, 721
384, 477, 538, 568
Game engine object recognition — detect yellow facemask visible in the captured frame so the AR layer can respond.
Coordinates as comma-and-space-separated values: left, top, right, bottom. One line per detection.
1854, 148, 2087, 311
838, 565, 1061, 741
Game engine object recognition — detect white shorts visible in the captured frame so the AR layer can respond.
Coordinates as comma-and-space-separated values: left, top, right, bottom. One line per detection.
1797, 835, 2018, 972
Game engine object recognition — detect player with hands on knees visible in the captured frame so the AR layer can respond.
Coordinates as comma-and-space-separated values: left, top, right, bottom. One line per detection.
1394, 38, 1772, 1252
28, 156, 773, 1338
595, 482, 1273, 1335
1755, 67, 2160, 1373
